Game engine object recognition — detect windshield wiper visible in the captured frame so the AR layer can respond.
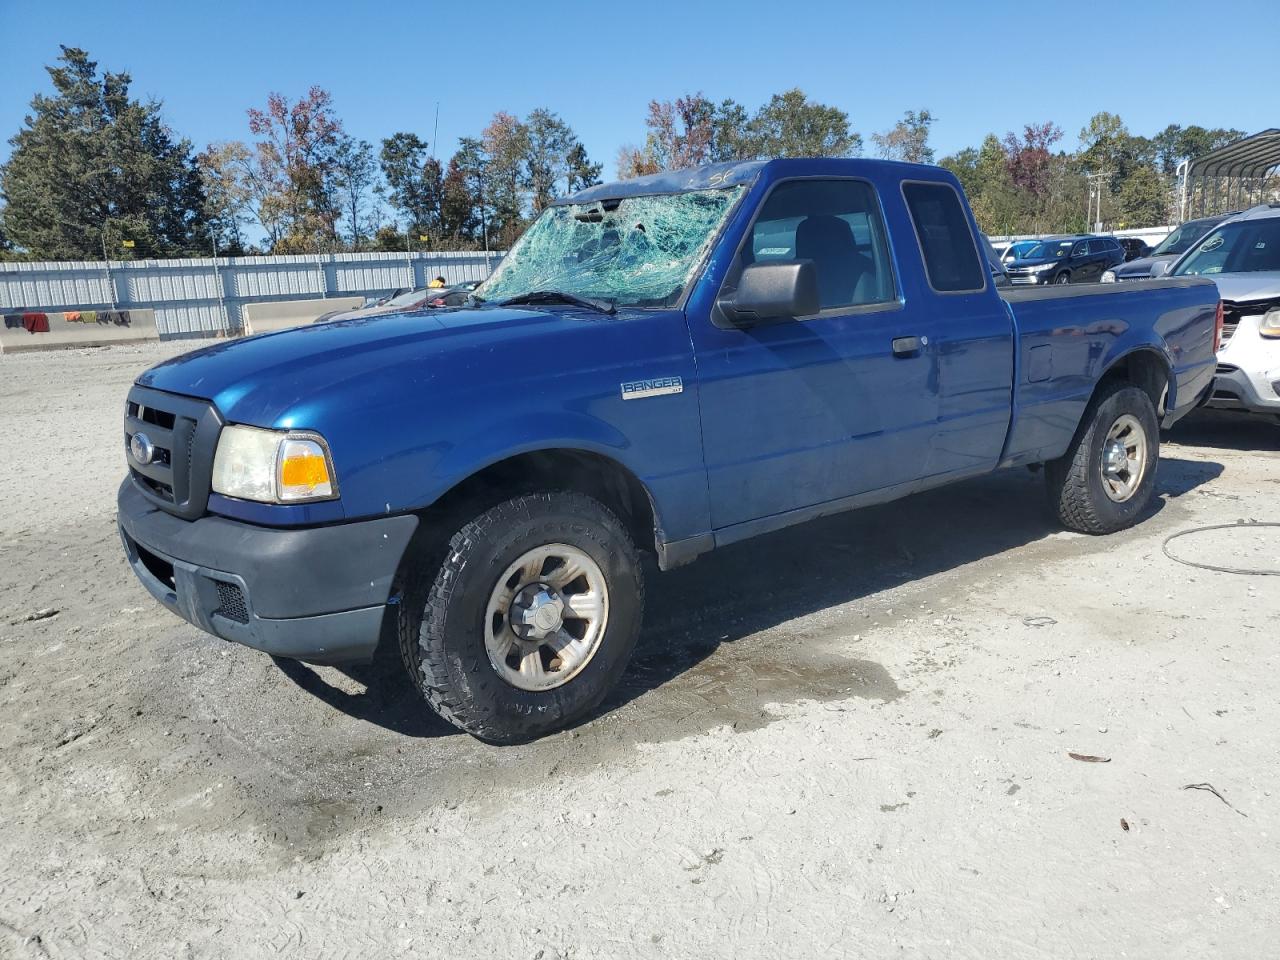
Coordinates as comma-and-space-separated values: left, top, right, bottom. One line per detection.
501, 290, 616, 315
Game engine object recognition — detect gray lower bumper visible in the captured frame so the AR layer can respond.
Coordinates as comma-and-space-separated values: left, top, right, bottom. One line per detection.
117, 479, 418, 664
1207, 366, 1280, 415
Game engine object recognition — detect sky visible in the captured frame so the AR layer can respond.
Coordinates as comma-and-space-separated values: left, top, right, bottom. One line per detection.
1, 0, 1274, 180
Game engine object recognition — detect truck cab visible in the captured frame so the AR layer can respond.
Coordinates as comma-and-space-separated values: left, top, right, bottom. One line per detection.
119, 158, 1219, 743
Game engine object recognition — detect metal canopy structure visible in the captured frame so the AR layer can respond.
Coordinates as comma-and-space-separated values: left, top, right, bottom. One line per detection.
1179, 128, 1280, 221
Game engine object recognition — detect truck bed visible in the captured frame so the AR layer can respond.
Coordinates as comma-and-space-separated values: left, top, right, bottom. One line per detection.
999, 276, 1219, 467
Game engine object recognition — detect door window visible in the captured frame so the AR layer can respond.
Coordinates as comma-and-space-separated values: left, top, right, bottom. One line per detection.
902, 181, 986, 292
743, 179, 896, 310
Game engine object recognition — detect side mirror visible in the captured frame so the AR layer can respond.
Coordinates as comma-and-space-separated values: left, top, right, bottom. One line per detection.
1150, 260, 1172, 278
720, 261, 820, 326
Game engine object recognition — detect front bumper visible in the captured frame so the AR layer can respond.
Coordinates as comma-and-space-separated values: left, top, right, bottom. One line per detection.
117, 479, 418, 664
1208, 313, 1280, 415
1208, 365, 1280, 414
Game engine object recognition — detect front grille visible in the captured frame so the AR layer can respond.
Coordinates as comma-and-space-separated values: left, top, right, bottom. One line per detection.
212, 580, 249, 624
124, 386, 223, 519
1221, 298, 1280, 349
126, 400, 176, 430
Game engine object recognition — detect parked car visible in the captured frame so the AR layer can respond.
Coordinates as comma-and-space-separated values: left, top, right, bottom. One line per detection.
1116, 237, 1151, 261
981, 234, 1011, 287
1004, 235, 1126, 284
312, 288, 411, 324
1102, 213, 1237, 282
313, 287, 435, 324
1000, 239, 1038, 262
1168, 204, 1280, 422
425, 279, 484, 308
118, 158, 1219, 743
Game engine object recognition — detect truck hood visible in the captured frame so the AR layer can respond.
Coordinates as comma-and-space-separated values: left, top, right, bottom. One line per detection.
137, 305, 631, 424
1114, 254, 1177, 278
1207, 272, 1280, 304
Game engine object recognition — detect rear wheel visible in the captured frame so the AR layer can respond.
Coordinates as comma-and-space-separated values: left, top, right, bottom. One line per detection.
1046, 381, 1159, 534
399, 491, 644, 743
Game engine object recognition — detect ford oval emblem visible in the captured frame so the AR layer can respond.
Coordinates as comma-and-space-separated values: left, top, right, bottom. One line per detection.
130, 432, 155, 465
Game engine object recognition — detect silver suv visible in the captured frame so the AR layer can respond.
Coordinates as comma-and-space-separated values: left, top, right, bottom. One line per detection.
1170, 204, 1280, 421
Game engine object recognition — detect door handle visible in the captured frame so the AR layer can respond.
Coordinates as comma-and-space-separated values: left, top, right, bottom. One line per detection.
891, 335, 927, 357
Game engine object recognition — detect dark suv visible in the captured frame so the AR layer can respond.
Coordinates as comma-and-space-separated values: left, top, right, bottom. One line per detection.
1116, 237, 1151, 261
1005, 235, 1126, 285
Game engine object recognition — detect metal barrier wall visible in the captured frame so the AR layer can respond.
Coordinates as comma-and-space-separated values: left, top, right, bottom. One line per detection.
0, 250, 502, 339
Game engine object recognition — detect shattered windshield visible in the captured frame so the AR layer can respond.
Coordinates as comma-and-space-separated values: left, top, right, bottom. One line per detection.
479, 186, 745, 309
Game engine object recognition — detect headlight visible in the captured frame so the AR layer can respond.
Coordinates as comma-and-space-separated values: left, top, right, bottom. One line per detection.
1261, 307, 1280, 340
1101, 270, 1116, 283
211, 425, 338, 503
1032, 263, 1056, 272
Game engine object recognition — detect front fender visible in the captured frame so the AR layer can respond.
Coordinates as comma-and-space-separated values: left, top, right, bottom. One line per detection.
411, 409, 639, 509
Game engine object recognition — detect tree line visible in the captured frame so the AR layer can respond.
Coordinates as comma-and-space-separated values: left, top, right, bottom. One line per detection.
0, 46, 1255, 262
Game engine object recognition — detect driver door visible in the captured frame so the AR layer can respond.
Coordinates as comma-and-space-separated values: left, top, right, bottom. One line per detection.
689, 177, 938, 530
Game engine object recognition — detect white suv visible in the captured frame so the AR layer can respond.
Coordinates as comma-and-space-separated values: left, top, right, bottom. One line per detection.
1169, 204, 1280, 422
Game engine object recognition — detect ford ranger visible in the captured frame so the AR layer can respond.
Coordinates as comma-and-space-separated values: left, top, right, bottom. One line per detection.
118, 158, 1221, 743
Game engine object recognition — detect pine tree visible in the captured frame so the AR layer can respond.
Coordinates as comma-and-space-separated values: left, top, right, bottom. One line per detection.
0, 46, 209, 259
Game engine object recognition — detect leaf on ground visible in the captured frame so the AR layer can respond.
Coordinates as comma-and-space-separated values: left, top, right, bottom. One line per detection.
1068, 752, 1110, 763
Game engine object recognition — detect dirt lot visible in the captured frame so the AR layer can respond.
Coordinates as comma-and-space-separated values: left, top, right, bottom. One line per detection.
2, 341, 1278, 959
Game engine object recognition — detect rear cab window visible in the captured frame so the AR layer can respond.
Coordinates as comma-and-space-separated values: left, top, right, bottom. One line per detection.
901, 181, 986, 293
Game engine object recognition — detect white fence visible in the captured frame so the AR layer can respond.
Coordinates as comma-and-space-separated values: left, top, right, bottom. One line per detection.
0, 250, 501, 339
989, 225, 1175, 253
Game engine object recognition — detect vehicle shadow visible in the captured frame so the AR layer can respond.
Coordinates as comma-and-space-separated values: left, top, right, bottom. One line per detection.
1165, 409, 1279, 452
271, 641, 453, 738
601, 455, 1221, 718
275, 456, 1222, 739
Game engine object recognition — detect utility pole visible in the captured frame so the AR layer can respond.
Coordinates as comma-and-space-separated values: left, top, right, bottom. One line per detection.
1085, 171, 1109, 232
211, 238, 231, 334
100, 231, 119, 309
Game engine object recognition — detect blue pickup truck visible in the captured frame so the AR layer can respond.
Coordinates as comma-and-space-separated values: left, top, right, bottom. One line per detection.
118, 158, 1221, 743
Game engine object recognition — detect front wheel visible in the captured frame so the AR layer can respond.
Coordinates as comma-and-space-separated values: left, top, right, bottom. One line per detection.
1046, 381, 1159, 534
399, 492, 644, 743
1054, 271, 1072, 285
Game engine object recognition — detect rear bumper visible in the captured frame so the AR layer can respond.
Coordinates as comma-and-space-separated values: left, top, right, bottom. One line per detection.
117, 479, 418, 664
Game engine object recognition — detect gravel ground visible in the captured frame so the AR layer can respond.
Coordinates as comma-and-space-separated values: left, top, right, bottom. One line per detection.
2, 342, 1278, 959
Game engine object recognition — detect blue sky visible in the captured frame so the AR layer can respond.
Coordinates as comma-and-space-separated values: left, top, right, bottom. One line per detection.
1, 0, 1274, 179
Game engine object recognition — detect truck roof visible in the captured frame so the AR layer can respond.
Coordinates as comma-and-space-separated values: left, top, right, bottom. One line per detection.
555, 157, 954, 206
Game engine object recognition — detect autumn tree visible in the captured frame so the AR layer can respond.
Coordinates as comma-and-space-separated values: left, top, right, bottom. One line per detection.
245, 87, 345, 252
333, 136, 380, 248
447, 137, 490, 245
481, 113, 531, 246
746, 89, 859, 159
0, 46, 209, 259
1003, 122, 1063, 198
196, 141, 254, 254
872, 109, 936, 164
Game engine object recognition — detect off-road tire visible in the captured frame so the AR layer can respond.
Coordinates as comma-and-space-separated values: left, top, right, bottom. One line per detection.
1046, 381, 1159, 534
398, 492, 644, 744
